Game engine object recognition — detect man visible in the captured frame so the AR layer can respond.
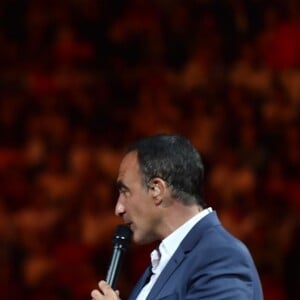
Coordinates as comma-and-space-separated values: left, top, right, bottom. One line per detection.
91, 134, 263, 300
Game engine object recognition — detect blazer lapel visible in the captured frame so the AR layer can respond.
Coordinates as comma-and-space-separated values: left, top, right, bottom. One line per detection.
128, 265, 152, 300
129, 212, 221, 300
146, 212, 221, 300
146, 247, 186, 300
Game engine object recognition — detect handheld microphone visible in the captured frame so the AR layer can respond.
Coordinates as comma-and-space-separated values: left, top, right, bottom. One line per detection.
105, 224, 132, 289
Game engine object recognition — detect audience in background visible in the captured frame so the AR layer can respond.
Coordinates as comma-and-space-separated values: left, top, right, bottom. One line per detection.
0, 1, 299, 299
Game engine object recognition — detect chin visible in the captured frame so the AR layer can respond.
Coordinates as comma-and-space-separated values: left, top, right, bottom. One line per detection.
133, 234, 145, 245
133, 232, 156, 245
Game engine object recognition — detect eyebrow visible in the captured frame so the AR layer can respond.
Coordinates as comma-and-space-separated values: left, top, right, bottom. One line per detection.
116, 180, 129, 191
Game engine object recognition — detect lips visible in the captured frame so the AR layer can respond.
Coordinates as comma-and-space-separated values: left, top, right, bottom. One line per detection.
124, 220, 133, 228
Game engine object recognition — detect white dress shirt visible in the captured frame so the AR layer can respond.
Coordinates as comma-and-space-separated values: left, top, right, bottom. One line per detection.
136, 207, 213, 300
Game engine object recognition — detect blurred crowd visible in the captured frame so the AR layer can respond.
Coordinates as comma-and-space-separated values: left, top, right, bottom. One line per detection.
0, 0, 299, 299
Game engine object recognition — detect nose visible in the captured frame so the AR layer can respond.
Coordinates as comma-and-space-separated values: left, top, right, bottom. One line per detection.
115, 198, 125, 217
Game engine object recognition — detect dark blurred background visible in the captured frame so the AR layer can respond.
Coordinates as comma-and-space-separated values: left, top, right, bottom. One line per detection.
0, 0, 299, 299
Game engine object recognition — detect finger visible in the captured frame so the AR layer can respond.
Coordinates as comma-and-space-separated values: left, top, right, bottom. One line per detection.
98, 280, 108, 288
91, 289, 102, 299
99, 281, 111, 292
98, 281, 119, 297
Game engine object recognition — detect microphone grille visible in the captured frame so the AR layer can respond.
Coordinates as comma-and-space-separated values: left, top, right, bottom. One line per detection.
113, 225, 132, 249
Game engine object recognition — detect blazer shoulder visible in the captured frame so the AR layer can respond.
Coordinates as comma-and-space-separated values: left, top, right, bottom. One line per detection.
180, 211, 222, 252
181, 211, 255, 264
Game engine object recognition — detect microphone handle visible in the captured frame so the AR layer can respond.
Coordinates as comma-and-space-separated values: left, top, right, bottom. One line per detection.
106, 246, 124, 289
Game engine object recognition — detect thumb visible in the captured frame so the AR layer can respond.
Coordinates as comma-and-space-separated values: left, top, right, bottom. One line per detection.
98, 281, 121, 298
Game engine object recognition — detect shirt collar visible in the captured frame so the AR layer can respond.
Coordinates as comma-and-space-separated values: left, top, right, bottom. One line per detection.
159, 207, 213, 262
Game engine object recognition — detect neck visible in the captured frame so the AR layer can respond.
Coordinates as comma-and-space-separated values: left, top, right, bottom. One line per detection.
159, 202, 203, 239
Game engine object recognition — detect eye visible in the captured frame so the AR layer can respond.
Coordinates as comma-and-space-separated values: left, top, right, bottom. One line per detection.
119, 187, 130, 197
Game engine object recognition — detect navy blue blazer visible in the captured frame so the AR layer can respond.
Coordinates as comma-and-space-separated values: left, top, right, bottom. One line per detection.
128, 212, 263, 300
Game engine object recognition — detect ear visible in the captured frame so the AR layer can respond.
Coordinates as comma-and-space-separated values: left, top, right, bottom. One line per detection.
149, 178, 167, 206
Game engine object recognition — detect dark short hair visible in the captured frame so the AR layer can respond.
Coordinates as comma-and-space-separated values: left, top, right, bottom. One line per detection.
126, 134, 207, 207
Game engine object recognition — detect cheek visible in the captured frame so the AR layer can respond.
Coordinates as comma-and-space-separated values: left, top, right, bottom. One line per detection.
131, 198, 146, 216
130, 195, 151, 219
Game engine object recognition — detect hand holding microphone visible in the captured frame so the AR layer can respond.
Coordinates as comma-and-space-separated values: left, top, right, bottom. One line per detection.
91, 225, 132, 300
91, 281, 120, 300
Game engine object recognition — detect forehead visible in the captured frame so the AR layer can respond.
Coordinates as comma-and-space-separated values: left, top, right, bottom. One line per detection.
117, 151, 140, 181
